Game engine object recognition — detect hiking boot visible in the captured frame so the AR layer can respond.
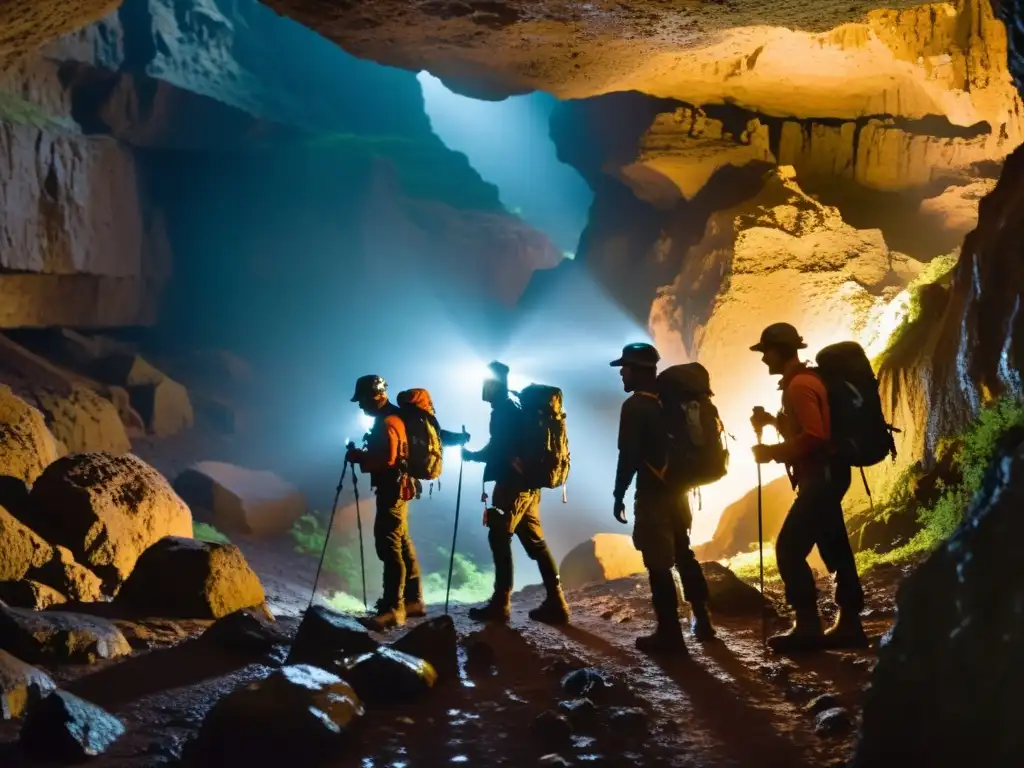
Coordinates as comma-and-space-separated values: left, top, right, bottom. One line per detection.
405, 598, 427, 619
468, 593, 511, 623
690, 604, 717, 642
359, 603, 407, 633
767, 610, 824, 654
635, 628, 689, 656
528, 589, 570, 625
822, 609, 869, 649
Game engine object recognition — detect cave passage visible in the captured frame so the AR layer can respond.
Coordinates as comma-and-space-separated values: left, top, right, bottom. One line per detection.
418, 72, 594, 254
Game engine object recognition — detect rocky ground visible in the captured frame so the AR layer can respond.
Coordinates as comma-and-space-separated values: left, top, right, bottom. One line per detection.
0, 523, 905, 766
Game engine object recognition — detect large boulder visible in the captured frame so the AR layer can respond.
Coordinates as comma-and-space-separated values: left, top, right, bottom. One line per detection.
187, 665, 363, 766
0, 506, 54, 583
116, 537, 266, 619
695, 477, 796, 562
27, 452, 193, 591
853, 431, 1024, 767
29, 384, 131, 454
20, 691, 125, 761
174, 461, 306, 538
287, 605, 379, 670
559, 534, 647, 590
0, 649, 55, 720
0, 606, 131, 664
0, 385, 63, 486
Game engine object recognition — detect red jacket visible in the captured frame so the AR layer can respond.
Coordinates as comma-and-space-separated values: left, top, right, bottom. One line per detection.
775, 362, 831, 484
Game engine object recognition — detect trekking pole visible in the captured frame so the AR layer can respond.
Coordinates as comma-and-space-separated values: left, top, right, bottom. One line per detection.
308, 452, 349, 614
754, 418, 767, 648
349, 445, 367, 613
445, 426, 467, 616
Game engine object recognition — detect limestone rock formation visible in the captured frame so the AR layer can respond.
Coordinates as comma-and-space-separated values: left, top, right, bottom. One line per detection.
0, 1, 118, 66
173, 461, 307, 538
27, 452, 193, 591
187, 664, 364, 765
0, 649, 55, 721
116, 536, 266, 619
260, 0, 958, 100
647, 167, 922, 531
559, 534, 647, 591
0, 386, 63, 487
853, 431, 1024, 766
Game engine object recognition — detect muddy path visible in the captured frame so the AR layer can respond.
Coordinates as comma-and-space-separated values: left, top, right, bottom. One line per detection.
0, 538, 896, 767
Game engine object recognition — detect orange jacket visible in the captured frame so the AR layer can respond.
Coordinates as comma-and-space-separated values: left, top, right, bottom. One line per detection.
775, 363, 831, 481
356, 404, 414, 501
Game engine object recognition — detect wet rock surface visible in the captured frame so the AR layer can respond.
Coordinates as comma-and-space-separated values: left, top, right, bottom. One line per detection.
0, 606, 131, 665
341, 647, 438, 707
20, 691, 125, 761
199, 608, 285, 656
0, 650, 55, 721
854, 433, 1024, 767
116, 537, 266, 620
185, 664, 363, 766
26, 453, 193, 591
286, 604, 379, 669
390, 615, 458, 683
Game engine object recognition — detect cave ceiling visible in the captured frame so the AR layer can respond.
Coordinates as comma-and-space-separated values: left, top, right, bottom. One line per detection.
0, 1, 119, 63
264, 0, 957, 111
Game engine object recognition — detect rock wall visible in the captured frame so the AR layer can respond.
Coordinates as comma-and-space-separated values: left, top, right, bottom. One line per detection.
0, 0, 559, 341
0, 29, 170, 329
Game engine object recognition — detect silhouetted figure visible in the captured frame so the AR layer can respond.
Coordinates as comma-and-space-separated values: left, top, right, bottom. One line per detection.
462, 361, 570, 625
610, 343, 714, 655
750, 323, 867, 653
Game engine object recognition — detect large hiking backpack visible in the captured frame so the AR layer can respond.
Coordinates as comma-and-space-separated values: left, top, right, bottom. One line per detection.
813, 342, 897, 467
656, 363, 730, 489
396, 389, 443, 481
516, 384, 571, 490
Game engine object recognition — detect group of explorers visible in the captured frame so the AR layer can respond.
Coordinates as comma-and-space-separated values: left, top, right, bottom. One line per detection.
344, 321, 897, 655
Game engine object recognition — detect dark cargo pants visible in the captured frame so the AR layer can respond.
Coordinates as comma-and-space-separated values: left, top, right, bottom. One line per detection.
374, 487, 421, 610
633, 489, 709, 609
486, 482, 560, 595
775, 462, 864, 613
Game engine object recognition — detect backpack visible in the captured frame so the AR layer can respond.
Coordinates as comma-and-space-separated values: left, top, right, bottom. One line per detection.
516, 384, 570, 490
656, 363, 729, 489
813, 342, 897, 467
396, 389, 443, 481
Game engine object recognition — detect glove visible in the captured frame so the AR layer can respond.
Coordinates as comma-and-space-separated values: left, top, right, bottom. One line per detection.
462, 447, 478, 462
613, 498, 627, 525
752, 444, 778, 464
345, 446, 364, 465
457, 431, 471, 446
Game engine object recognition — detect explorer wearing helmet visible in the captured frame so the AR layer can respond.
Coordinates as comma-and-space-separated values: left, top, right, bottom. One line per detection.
346, 374, 420, 631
